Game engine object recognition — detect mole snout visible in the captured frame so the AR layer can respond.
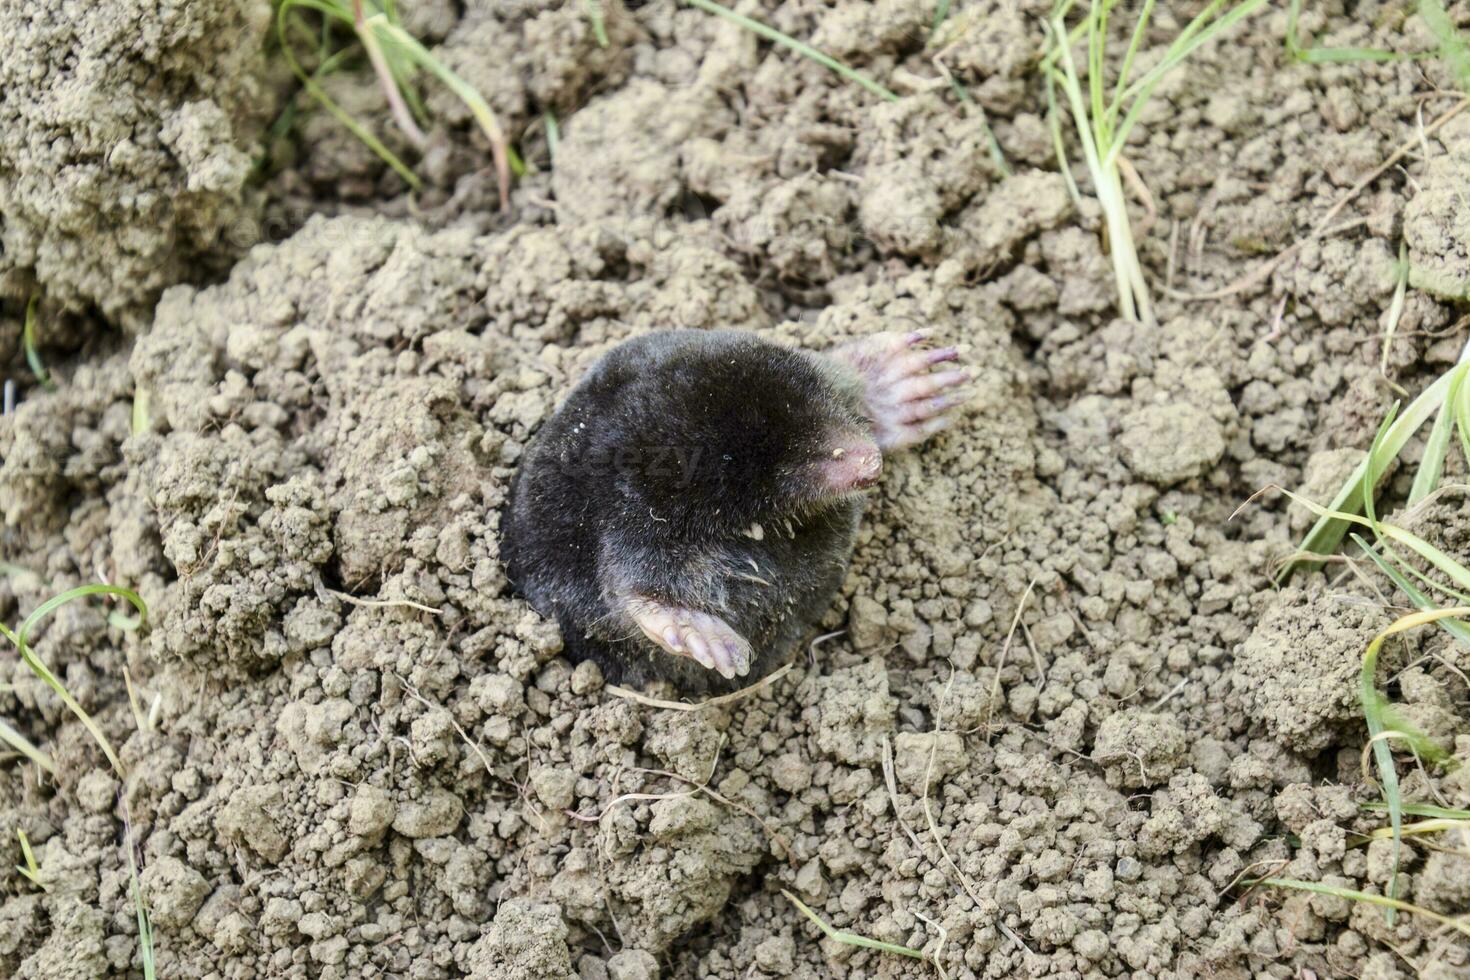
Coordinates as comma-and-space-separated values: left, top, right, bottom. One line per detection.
821, 432, 883, 492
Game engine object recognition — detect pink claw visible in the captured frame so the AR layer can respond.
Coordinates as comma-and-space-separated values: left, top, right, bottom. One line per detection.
627, 597, 753, 679
829, 331, 971, 452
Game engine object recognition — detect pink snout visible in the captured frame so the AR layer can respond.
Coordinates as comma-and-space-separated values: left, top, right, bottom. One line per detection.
818, 433, 883, 492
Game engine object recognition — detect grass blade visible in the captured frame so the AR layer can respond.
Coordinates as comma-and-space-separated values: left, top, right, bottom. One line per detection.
931, 0, 953, 36
1359, 608, 1470, 920
22, 297, 57, 393
2, 586, 148, 778
276, 0, 423, 189
1106, 0, 1155, 133
1287, 368, 1457, 576
781, 889, 930, 960
1408, 369, 1461, 504
1421, 0, 1470, 87
0, 717, 55, 774
1380, 242, 1410, 388
1288, 0, 1413, 63
15, 828, 43, 889
1351, 534, 1470, 646
582, 0, 609, 47
1364, 801, 1470, 820
353, 0, 427, 149
1110, 0, 1267, 153
123, 810, 156, 980
372, 17, 524, 207
1456, 364, 1470, 469
1361, 818, 1470, 840
682, 0, 899, 103
1044, 67, 1082, 205
1249, 878, 1470, 939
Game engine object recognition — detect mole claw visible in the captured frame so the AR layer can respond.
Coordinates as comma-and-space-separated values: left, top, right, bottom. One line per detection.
686, 631, 713, 669
662, 627, 685, 653
724, 642, 748, 676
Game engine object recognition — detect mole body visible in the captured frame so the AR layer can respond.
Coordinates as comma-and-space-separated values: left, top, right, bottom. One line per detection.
501, 329, 967, 693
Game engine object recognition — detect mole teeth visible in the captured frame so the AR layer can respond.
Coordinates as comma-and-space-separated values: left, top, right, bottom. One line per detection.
832, 447, 846, 458
743, 522, 764, 540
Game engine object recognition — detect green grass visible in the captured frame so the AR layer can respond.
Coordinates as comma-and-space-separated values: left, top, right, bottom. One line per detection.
273, 0, 523, 205
0, 717, 55, 774
1042, 0, 1270, 325
1379, 242, 1410, 390
1356, 608, 1463, 916
1284, 352, 1470, 579
0, 585, 155, 973
15, 828, 44, 891
0, 585, 147, 776
124, 814, 157, 980
1363, 801, 1470, 820
682, 0, 899, 102
1249, 878, 1470, 939
782, 890, 938, 968
22, 297, 56, 394
1285, 0, 1413, 63
1421, 0, 1470, 85
1278, 402, 1470, 919
931, 0, 954, 37
1274, 352, 1470, 915
582, 0, 609, 47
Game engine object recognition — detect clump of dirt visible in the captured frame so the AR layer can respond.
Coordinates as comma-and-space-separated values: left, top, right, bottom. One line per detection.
5, 1, 1470, 979
1235, 588, 1391, 755
1405, 113, 1470, 300
0, 0, 278, 329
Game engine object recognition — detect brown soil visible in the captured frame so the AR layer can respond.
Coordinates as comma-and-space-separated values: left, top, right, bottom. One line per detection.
2, 1, 1469, 978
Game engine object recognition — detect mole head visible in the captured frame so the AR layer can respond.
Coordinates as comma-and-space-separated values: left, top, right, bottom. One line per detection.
613, 335, 879, 533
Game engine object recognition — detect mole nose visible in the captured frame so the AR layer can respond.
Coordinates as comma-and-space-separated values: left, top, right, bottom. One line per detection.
820, 433, 883, 492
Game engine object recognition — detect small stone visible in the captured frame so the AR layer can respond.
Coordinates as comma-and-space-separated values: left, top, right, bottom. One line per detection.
349, 785, 396, 839
1119, 402, 1225, 485
214, 784, 290, 863
530, 766, 578, 812
75, 770, 117, 814
794, 858, 826, 898
607, 948, 660, 980
214, 911, 253, 954
769, 753, 812, 794
140, 857, 211, 930
473, 673, 526, 716
892, 731, 965, 791
1073, 928, 1110, 961
392, 787, 463, 838
1115, 856, 1143, 881
754, 935, 796, 973
570, 659, 604, 695
1092, 709, 1188, 789
465, 898, 574, 980
848, 596, 889, 649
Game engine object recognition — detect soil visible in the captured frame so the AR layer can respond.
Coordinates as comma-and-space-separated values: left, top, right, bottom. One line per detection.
2, 1, 1469, 979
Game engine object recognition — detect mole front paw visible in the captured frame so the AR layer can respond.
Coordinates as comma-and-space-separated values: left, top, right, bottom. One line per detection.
627, 598, 753, 680
831, 330, 970, 451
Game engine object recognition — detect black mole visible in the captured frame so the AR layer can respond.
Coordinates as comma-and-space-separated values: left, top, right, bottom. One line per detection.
501, 329, 967, 694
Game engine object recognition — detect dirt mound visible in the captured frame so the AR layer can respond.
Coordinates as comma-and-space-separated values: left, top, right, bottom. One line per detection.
3, 1, 1470, 978
0, 0, 277, 329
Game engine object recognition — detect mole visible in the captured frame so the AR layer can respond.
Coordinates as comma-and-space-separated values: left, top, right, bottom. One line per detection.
501, 328, 968, 693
